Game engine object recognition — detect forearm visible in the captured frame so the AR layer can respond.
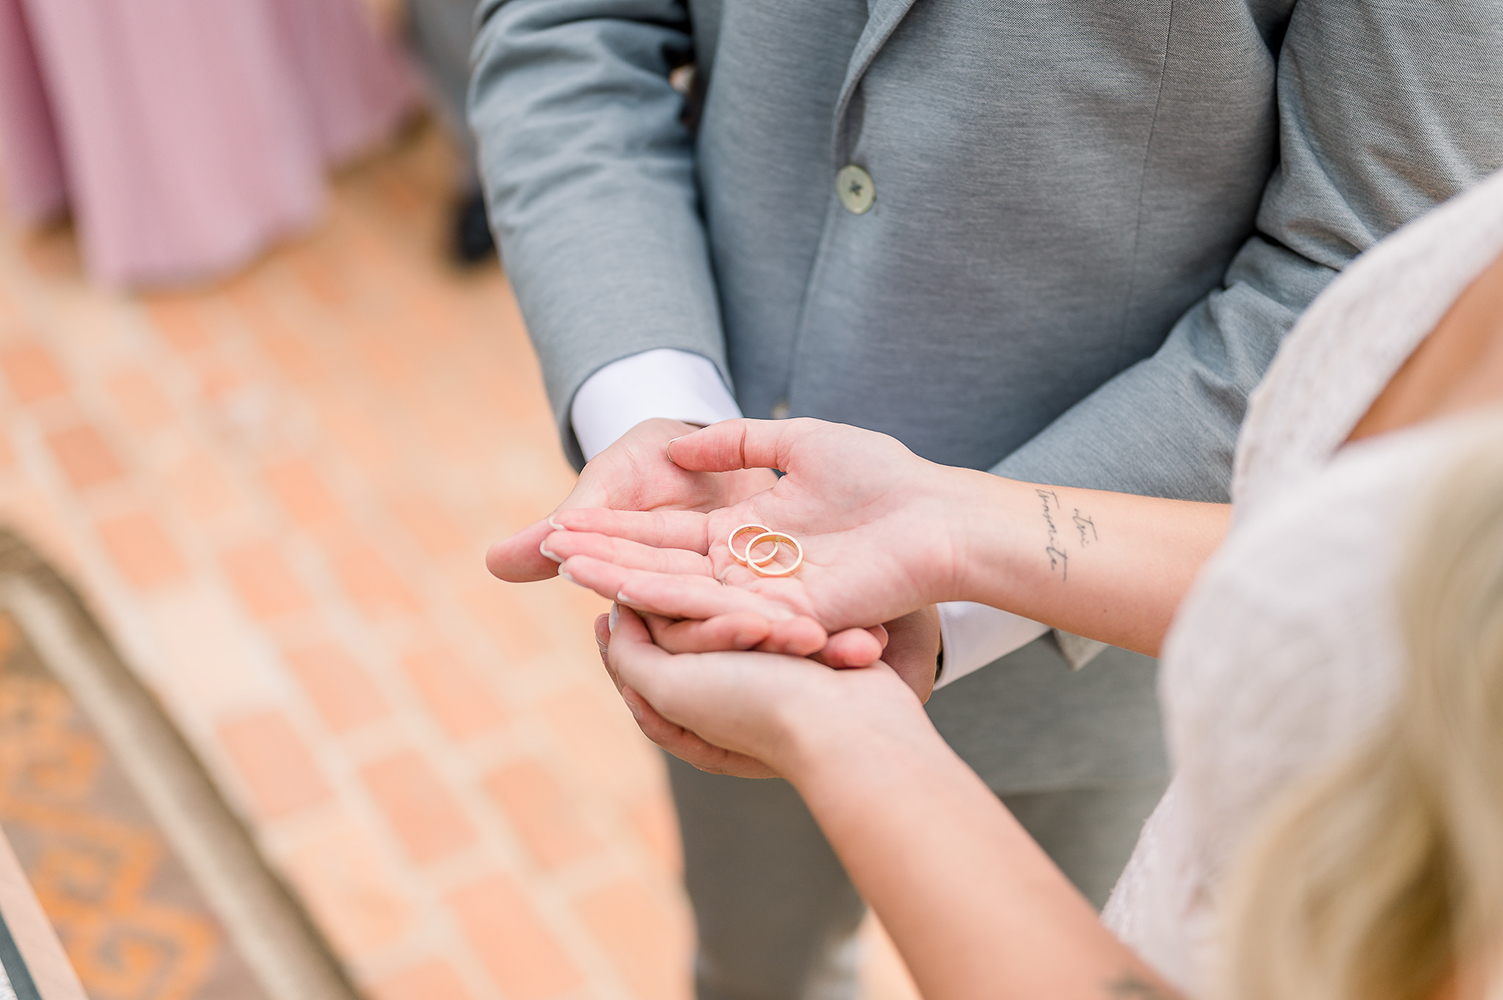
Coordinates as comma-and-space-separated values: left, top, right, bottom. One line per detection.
950, 471, 1230, 656
786, 717, 1180, 1000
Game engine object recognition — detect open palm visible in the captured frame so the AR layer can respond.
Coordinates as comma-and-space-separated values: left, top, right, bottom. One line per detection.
545, 419, 970, 635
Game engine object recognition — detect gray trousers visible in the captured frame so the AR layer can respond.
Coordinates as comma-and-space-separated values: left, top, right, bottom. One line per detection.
668, 635, 1168, 1000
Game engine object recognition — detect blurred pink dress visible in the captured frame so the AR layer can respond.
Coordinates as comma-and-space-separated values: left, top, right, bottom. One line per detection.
0, 0, 418, 287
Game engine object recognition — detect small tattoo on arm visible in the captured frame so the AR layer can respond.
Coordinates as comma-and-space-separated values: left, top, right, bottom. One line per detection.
1036, 489, 1069, 581
1072, 509, 1098, 546
1036, 489, 1102, 582
1105, 972, 1176, 1000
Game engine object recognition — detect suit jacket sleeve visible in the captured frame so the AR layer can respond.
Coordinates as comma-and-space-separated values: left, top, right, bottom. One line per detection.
992, 1, 1503, 498
470, 0, 727, 469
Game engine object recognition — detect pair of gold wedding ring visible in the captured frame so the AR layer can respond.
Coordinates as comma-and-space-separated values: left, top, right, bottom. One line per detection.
727, 523, 804, 577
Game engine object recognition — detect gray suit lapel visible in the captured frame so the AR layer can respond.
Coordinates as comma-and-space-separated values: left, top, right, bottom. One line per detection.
832, 0, 920, 132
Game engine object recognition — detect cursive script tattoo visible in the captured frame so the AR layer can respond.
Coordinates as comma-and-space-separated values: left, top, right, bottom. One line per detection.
1073, 508, 1098, 546
1105, 972, 1176, 999
1037, 490, 1101, 582
1036, 489, 1070, 581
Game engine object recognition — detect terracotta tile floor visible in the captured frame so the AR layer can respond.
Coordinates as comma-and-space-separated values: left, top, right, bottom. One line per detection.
0, 123, 919, 1000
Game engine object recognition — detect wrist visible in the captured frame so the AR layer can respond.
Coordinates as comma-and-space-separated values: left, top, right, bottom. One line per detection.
771, 671, 939, 785
945, 469, 1030, 605
778, 710, 885, 791
779, 695, 950, 804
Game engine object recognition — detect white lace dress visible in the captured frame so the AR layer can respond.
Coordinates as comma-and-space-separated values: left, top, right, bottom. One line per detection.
1100, 167, 1503, 995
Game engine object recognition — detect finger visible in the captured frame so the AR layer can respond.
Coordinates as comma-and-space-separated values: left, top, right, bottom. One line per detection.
665, 418, 810, 475
644, 611, 774, 653
550, 508, 711, 553
809, 627, 886, 668
544, 530, 714, 577
606, 605, 686, 710
753, 617, 830, 658
594, 612, 622, 690
595, 612, 612, 658
643, 610, 830, 658
562, 555, 802, 621
484, 461, 622, 582
486, 517, 561, 582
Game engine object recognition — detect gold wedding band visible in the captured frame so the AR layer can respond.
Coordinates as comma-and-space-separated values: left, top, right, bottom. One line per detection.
746, 532, 803, 577
728, 523, 780, 566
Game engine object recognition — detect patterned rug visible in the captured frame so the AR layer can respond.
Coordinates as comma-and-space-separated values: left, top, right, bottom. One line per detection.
0, 611, 269, 1000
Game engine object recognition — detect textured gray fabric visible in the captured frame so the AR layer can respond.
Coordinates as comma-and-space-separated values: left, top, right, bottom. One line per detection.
472, 0, 1503, 478
470, 2, 1503, 997
928, 638, 1166, 793
666, 755, 866, 1000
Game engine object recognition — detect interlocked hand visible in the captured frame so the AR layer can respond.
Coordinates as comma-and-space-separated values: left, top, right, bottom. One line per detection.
490, 418, 914, 775
544, 419, 969, 696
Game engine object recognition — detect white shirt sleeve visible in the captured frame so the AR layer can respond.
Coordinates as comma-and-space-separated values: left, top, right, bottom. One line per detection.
571, 349, 743, 461
934, 602, 1050, 689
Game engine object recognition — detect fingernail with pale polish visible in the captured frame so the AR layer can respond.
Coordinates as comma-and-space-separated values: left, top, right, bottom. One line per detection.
608, 603, 620, 633
559, 567, 578, 585
615, 590, 636, 608
622, 689, 644, 722
547, 515, 564, 531
539, 539, 561, 563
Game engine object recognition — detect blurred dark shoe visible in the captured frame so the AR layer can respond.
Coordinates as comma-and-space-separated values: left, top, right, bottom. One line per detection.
453, 189, 497, 265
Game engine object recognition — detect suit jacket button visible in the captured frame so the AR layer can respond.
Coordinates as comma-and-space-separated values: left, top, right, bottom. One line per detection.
835, 165, 875, 214
771, 399, 791, 419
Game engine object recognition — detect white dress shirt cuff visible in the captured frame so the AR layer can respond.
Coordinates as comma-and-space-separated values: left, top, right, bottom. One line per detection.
934, 602, 1051, 689
571, 349, 743, 461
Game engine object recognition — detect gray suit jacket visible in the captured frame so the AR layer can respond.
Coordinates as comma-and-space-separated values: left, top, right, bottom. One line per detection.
470, 0, 1503, 787
472, 0, 1503, 483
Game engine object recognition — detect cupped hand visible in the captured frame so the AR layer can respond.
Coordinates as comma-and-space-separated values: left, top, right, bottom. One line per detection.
544, 418, 973, 638
490, 417, 866, 662
592, 612, 776, 778
486, 418, 781, 583
603, 605, 930, 780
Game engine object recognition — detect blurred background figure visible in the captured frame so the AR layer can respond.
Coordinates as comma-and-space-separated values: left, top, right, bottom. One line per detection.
404, 0, 496, 265
0, 0, 418, 288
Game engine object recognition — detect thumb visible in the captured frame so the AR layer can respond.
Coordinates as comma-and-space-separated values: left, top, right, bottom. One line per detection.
552, 469, 612, 512
486, 516, 562, 582
486, 466, 618, 582
667, 418, 804, 474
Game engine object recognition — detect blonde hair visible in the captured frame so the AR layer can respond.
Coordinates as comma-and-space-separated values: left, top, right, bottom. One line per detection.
1222, 422, 1503, 1000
